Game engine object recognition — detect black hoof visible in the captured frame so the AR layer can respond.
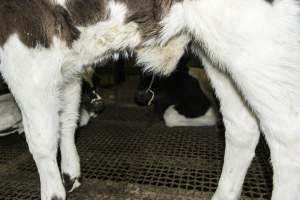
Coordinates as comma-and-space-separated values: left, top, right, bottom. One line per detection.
51, 195, 64, 200
62, 173, 82, 192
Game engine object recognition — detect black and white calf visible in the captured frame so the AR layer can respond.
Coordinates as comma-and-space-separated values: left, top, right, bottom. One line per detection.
0, 0, 299, 200
135, 55, 217, 127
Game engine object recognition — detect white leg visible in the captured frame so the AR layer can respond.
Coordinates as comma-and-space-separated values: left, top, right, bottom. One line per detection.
2, 72, 65, 200
227, 62, 300, 200
265, 129, 300, 200
0, 36, 66, 200
22, 109, 65, 200
203, 62, 260, 200
60, 77, 82, 192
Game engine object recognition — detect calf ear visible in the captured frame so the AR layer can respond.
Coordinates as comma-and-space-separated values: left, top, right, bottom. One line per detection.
54, 6, 80, 47
136, 34, 190, 76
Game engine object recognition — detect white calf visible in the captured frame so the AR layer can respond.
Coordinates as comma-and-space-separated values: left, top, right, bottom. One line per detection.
183, 1, 300, 200
143, 0, 300, 199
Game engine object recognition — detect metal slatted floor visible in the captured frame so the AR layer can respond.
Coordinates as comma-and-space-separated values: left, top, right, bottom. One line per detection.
0, 78, 272, 200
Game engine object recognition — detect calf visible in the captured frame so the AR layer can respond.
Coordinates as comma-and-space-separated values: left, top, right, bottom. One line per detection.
0, 0, 299, 200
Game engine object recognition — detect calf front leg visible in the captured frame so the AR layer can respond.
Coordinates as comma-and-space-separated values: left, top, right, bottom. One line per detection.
60, 77, 82, 192
204, 62, 260, 200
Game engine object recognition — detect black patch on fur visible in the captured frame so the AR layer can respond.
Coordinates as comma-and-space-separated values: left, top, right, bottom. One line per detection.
265, 0, 274, 4
0, 0, 56, 47
51, 195, 64, 200
54, 6, 80, 47
66, 0, 109, 26
63, 173, 82, 192
0, 0, 79, 48
65, 0, 183, 38
121, 0, 183, 39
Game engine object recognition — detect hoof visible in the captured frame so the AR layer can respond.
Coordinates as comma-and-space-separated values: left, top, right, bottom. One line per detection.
51, 195, 64, 200
62, 173, 82, 193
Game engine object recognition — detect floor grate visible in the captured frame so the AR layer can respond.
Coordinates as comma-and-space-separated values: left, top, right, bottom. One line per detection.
0, 106, 272, 200
0, 78, 273, 199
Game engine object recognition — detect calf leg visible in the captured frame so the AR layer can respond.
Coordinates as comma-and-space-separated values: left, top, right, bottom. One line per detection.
21, 97, 65, 200
227, 61, 300, 200
203, 61, 260, 200
2, 72, 65, 200
263, 121, 300, 200
59, 77, 82, 192
0, 36, 66, 200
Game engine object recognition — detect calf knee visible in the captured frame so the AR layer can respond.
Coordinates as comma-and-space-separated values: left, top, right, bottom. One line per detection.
222, 111, 260, 149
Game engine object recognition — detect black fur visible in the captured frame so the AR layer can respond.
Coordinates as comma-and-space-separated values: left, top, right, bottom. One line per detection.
51, 196, 64, 200
0, 0, 79, 48
66, 0, 108, 26
0, 0, 183, 47
136, 52, 212, 118
161, 55, 211, 118
62, 173, 82, 192
265, 0, 274, 4
0, 0, 56, 47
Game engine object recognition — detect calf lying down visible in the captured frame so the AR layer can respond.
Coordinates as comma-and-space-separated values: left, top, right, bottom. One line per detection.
1, 0, 300, 200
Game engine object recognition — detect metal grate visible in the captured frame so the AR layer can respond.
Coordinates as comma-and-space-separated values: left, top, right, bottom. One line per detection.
0, 106, 272, 200
0, 77, 273, 199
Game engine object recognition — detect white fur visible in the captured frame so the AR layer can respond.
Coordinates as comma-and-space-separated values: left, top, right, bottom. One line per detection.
136, 34, 190, 76
59, 77, 82, 192
159, 2, 186, 45
0, 2, 142, 200
79, 108, 91, 127
163, 105, 217, 127
1, 0, 300, 200
205, 62, 260, 200
1, 35, 66, 200
178, 0, 300, 199
62, 2, 142, 78
54, 0, 67, 7
147, 0, 300, 199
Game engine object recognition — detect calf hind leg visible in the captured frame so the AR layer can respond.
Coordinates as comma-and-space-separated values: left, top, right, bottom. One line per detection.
21, 98, 66, 200
2, 73, 65, 200
204, 62, 260, 200
0, 37, 66, 200
263, 120, 300, 200
222, 52, 300, 199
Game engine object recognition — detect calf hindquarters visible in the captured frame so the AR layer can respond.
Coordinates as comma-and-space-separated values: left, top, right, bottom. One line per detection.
178, 0, 300, 199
